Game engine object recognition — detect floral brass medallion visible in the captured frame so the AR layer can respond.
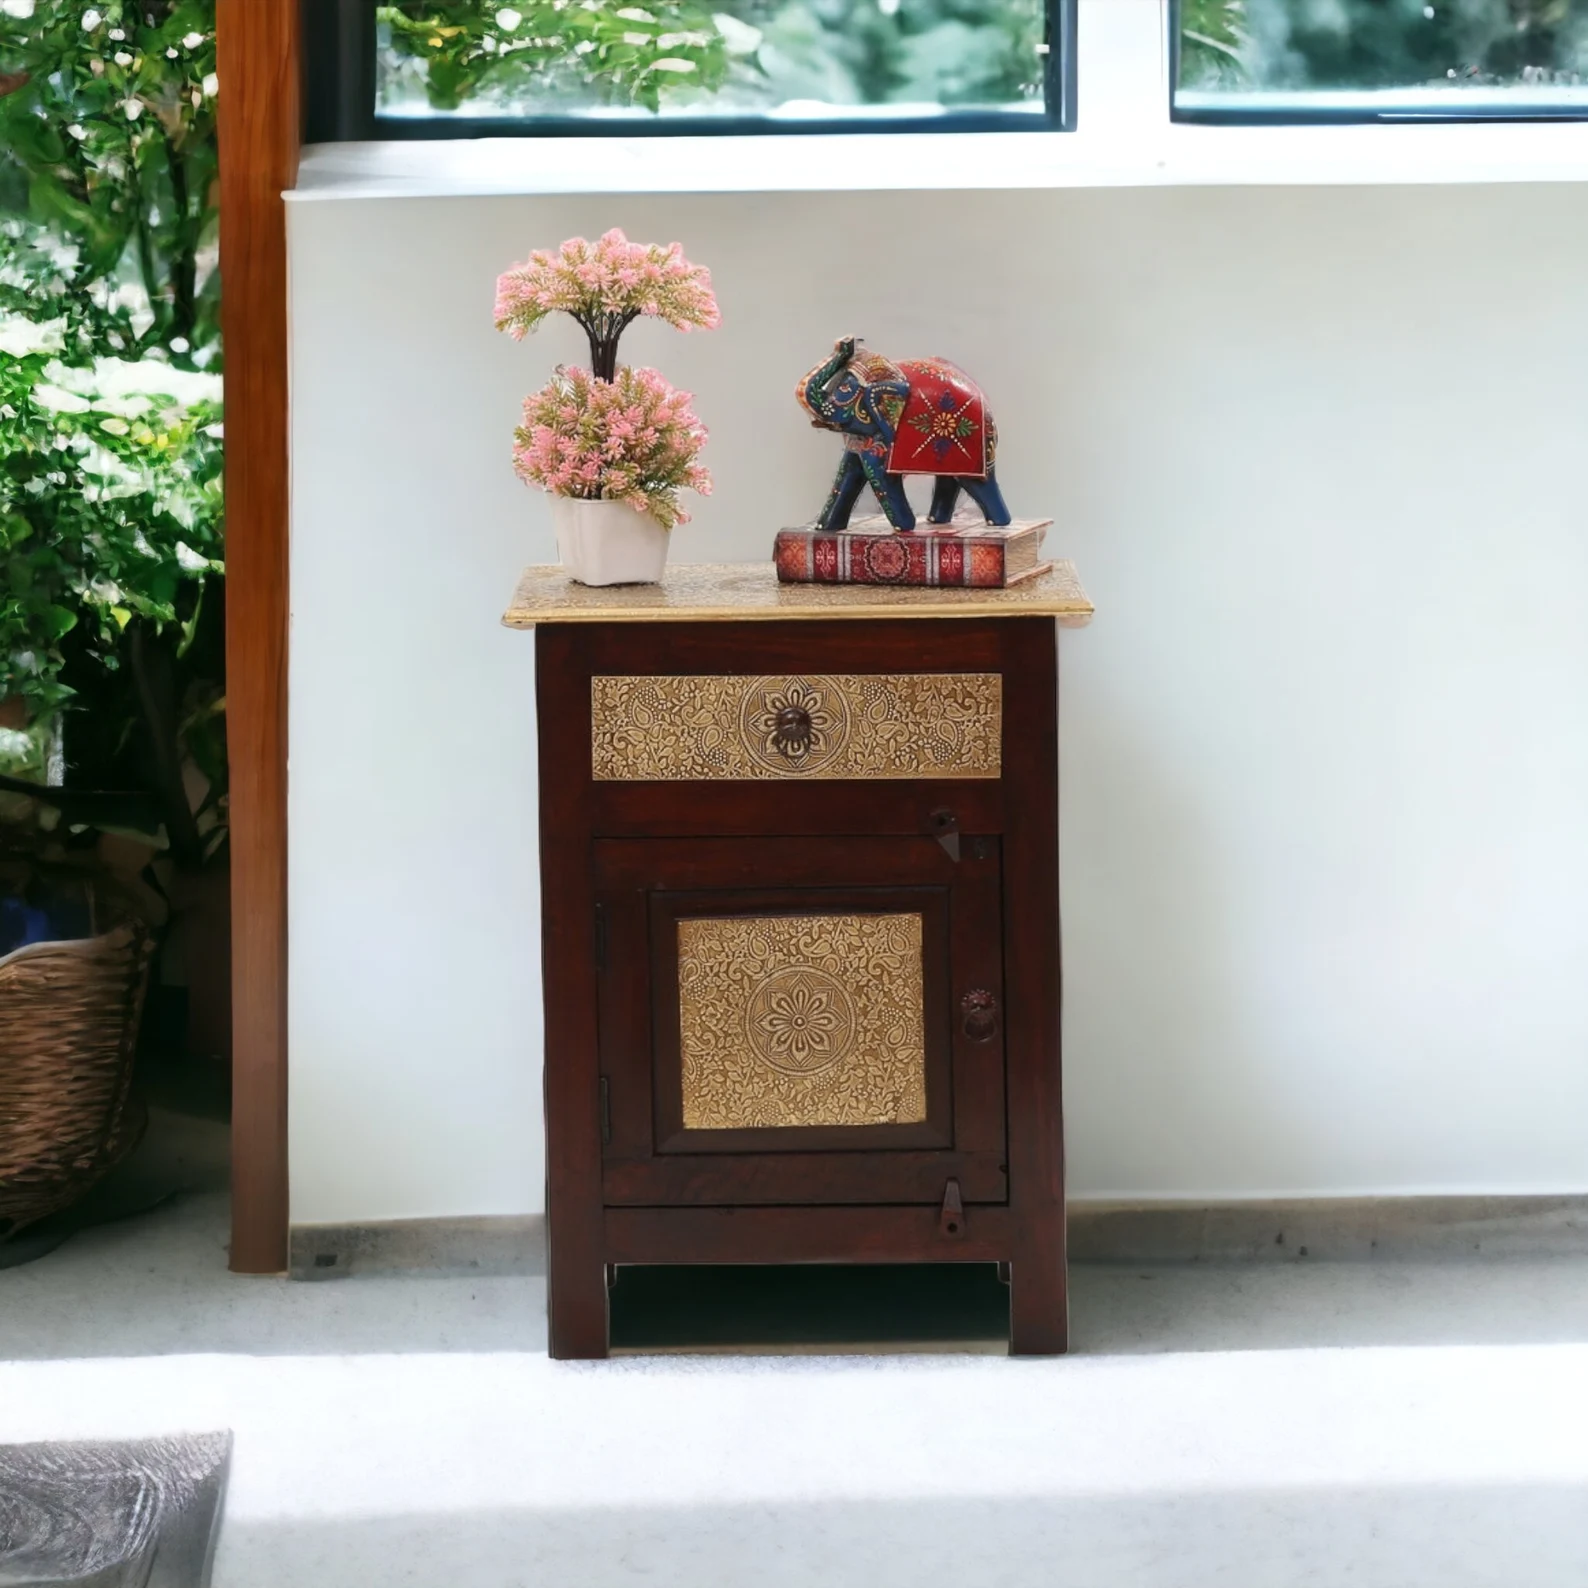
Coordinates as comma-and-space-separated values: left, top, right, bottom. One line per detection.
677, 912, 927, 1130
591, 673, 1000, 781
745, 967, 857, 1075
738, 678, 850, 775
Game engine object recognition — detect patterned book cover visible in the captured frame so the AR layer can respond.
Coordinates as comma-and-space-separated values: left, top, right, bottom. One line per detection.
774, 516, 1051, 588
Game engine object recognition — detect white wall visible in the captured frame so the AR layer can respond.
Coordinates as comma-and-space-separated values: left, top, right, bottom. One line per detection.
287, 182, 1588, 1224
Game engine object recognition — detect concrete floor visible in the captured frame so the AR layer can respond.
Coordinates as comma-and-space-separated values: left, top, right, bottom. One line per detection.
3, 1161, 1588, 1585
7, 1179, 1588, 1361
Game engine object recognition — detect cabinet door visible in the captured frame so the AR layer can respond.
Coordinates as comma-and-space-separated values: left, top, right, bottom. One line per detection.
595, 835, 1006, 1207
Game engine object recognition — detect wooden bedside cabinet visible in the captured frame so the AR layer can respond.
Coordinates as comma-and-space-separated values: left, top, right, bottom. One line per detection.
505, 562, 1093, 1358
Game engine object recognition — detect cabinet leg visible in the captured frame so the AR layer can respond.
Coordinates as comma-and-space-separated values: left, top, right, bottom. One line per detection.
548, 1260, 610, 1360
1007, 1248, 1068, 1356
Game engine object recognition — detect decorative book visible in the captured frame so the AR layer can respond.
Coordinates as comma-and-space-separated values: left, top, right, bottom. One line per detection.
774, 515, 1052, 589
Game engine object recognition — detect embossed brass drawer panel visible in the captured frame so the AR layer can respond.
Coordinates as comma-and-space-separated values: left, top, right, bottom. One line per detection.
591, 672, 1001, 781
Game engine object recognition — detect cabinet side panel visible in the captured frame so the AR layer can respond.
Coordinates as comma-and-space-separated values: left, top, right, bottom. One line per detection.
536, 624, 609, 1357
1000, 617, 1068, 1353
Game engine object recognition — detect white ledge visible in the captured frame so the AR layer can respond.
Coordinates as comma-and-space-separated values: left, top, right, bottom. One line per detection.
290, 121, 1588, 203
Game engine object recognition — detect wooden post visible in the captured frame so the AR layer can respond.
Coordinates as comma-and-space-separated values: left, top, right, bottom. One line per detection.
216, 0, 300, 1274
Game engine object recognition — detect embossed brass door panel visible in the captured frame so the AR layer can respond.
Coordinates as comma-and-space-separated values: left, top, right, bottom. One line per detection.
677, 911, 929, 1131
594, 836, 1007, 1208
661, 894, 948, 1148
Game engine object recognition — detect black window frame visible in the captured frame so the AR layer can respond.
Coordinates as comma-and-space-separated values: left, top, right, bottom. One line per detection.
1169, 0, 1588, 126
303, 0, 1077, 141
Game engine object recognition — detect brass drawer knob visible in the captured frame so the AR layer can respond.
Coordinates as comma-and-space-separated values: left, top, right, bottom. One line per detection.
961, 989, 998, 1043
772, 703, 815, 759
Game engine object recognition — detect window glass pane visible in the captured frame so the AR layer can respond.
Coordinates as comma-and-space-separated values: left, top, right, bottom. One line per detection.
1177, 0, 1588, 118
374, 0, 1051, 124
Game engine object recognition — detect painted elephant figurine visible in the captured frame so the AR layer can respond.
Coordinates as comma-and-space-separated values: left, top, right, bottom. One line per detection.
795, 336, 1012, 532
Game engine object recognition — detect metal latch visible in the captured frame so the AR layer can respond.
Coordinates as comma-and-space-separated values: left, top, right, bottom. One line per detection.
929, 807, 960, 862
940, 1178, 964, 1239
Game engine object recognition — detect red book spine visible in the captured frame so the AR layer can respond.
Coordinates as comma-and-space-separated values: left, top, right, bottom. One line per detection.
774, 531, 1009, 587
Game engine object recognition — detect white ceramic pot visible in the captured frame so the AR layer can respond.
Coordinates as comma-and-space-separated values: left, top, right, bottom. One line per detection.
550, 496, 670, 586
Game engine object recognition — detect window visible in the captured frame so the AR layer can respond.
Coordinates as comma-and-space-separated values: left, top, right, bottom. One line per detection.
1174, 0, 1588, 122
302, 0, 1077, 137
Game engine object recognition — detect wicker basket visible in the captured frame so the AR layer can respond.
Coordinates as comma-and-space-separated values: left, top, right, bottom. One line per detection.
0, 925, 156, 1236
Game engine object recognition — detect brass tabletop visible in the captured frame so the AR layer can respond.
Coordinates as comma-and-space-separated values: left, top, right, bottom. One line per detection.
502, 560, 1094, 629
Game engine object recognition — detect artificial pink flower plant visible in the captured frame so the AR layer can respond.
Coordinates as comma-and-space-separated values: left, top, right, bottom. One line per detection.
513, 364, 711, 531
495, 227, 720, 380
497, 229, 719, 527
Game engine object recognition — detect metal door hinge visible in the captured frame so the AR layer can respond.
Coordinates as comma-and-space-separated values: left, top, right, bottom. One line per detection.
940, 1178, 964, 1238
599, 1076, 611, 1146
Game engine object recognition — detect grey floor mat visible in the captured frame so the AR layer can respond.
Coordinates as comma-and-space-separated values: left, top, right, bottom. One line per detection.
0, 1432, 230, 1587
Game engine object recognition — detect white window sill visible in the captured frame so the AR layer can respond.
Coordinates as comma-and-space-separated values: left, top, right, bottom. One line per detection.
289, 121, 1588, 204
289, 1, 1588, 204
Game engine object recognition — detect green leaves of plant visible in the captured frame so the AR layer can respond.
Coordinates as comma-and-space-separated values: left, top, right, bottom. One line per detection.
0, 2, 223, 784
42, 604, 78, 641
0, 0, 219, 357
0, 336, 223, 735
377, 0, 733, 114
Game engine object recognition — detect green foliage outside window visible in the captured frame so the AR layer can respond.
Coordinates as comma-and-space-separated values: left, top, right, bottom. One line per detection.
378, 0, 1048, 118
378, 0, 734, 114
1181, 0, 1588, 96
0, 0, 223, 868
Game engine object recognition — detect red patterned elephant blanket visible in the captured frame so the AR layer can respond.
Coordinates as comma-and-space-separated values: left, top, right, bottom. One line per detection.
886, 359, 990, 479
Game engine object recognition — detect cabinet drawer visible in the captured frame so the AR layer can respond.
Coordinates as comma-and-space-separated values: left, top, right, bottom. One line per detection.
591, 672, 1001, 782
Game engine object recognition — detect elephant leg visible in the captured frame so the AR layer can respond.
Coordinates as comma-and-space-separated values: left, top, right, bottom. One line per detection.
817, 451, 867, 531
860, 452, 916, 531
927, 476, 961, 524
960, 470, 1012, 527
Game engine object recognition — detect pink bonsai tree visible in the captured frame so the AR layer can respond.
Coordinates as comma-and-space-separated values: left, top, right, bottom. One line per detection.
496, 229, 719, 533
513, 364, 711, 531
495, 228, 720, 380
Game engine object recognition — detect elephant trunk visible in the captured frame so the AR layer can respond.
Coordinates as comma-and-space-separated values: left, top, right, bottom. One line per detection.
799, 338, 857, 427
